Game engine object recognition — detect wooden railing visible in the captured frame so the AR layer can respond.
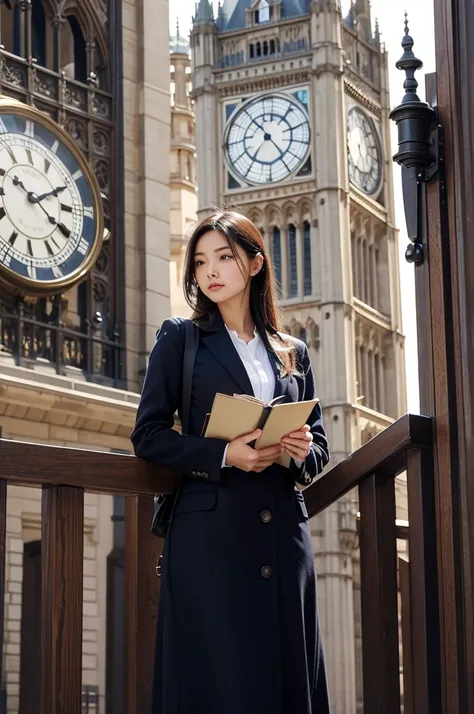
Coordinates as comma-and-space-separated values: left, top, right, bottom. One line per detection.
0, 413, 439, 714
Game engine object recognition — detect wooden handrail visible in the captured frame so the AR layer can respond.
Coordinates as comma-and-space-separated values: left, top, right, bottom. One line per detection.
0, 413, 433, 504
304, 413, 433, 518
0, 439, 177, 495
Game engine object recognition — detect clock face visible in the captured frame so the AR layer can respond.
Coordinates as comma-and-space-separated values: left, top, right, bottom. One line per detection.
347, 107, 382, 196
0, 101, 102, 295
224, 93, 311, 186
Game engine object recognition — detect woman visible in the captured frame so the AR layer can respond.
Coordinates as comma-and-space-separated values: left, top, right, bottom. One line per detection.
131, 210, 330, 714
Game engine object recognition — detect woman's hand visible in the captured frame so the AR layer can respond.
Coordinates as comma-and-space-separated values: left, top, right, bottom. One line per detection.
226, 429, 283, 473
281, 425, 313, 462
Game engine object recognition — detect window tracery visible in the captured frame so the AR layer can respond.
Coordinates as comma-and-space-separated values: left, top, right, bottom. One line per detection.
355, 317, 388, 415
351, 207, 389, 316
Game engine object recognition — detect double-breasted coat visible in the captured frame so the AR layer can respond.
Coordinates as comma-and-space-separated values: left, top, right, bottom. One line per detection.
131, 313, 331, 714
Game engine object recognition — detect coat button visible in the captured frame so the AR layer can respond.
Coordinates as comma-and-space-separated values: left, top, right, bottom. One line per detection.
260, 565, 273, 579
260, 510, 272, 523
191, 470, 197, 477
202, 472, 210, 479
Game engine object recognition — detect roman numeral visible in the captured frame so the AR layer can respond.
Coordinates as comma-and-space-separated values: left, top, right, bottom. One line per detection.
83, 206, 94, 219
0, 208, 5, 220
77, 237, 88, 255
44, 240, 54, 257
52, 265, 63, 278
44, 158, 51, 175
27, 265, 37, 280
0, 169, 5, 177
9, 231, 17, 246
0, 244, 11, 267
26, 149, 34, 166
25, 120, 35, 138
0, 119, 8, 134
50, 237, 60, 251
72, 169, 83, 181
6, 147, 16, 164
27, 239, 34, 257
51, 140, 59, 154
60, 203, 73, 213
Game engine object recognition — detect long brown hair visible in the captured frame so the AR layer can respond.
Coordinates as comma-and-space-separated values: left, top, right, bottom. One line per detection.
183, 209, 296, 375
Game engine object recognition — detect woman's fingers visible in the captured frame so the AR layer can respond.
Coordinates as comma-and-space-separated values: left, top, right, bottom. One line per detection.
283, 430, 313, 443
283, 444, 308, 460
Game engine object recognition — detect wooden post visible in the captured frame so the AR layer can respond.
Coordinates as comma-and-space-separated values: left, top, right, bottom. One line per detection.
358, 472, 400, 714
406, 446, 441, 714
124, 495, 162, 714
41, 486, 84, 714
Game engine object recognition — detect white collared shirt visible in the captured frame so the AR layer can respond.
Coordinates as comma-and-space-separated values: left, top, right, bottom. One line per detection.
221, 327, 305, 469
225, 326, 276, 403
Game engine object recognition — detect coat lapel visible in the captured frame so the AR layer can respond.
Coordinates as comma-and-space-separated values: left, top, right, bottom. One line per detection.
202, 326, 255, 396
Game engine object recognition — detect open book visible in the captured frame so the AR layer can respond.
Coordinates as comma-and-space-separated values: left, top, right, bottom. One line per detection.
203, 393, 319, 468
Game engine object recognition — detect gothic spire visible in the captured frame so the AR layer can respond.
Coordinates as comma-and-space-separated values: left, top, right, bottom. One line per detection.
193, 0, 215, 24
344, 0, 373, 42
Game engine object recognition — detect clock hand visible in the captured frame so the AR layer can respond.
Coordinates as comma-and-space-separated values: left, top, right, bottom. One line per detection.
12, 176, 46, 206
12, 175, 27, 193
35, 186, 67, 202
33, 196, 58, 225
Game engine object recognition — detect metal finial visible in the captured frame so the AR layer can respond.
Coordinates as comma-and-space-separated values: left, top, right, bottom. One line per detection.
395, 14, 423, 104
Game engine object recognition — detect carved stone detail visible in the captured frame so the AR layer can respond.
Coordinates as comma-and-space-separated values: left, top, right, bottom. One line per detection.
65, 118, 88, 152
93, 129, 109, 156
64, 82, 87, 111
93, 159, 109, 195
1, 57, 27, 88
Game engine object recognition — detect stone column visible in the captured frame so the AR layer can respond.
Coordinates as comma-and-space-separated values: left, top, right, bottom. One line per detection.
280, 223, 289, 299
122, 0, 171, 389
296, 222, 304, 299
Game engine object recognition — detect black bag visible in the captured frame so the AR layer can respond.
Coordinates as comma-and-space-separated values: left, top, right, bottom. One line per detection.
151, 319, 198, 538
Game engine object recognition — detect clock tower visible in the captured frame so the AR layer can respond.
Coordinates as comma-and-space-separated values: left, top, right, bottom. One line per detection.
191, 0, 407, 711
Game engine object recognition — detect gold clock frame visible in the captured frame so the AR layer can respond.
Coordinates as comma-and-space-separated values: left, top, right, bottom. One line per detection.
0, 96, 104, 297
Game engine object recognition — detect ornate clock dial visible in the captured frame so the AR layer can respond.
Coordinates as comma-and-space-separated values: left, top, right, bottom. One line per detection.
224, 93, 311, 186
347, 107, 382, 196
0, 100, 103, 295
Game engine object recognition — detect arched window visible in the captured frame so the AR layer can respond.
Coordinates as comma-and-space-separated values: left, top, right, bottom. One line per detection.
263, 40, 269, 56
256, 0, 270, 24
249, 43, 255, 59
272, 226, 282, 288
303, 220, 312, 296
270, 39, 275, 55
62, 16, 88, 82
288, 223, 297, 297
32, 0, 46, 66
256, 42, 262, 57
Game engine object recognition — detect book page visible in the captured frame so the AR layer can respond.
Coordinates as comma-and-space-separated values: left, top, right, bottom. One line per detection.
204, 393, 264, 442
255, 398, 319, 452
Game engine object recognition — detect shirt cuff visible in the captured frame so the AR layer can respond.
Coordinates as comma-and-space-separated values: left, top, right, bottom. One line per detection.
221, 443, 230, 468
293, 459, 304, 467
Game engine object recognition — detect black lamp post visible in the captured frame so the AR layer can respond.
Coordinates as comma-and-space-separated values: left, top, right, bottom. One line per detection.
390, 15, 437, 264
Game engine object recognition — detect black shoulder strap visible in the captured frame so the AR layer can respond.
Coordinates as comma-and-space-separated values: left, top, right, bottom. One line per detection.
180, 320, 198, 435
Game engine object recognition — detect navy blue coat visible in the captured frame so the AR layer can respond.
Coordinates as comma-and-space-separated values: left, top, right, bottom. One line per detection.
131, 313, 331, 714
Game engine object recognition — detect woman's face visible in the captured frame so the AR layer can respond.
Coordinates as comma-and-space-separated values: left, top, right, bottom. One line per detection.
194, 229, 261, 306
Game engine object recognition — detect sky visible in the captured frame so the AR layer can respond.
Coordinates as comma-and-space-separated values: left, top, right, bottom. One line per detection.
170, 0, 436, 414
